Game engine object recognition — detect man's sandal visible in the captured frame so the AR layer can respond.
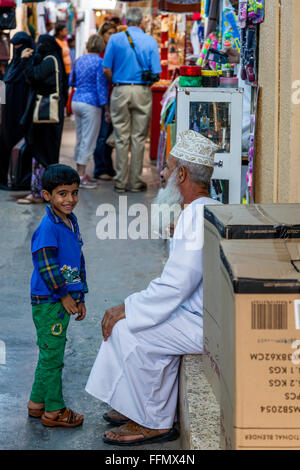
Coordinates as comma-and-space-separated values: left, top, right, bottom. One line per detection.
28, 407, 45, 418
103, 409, 130, 426
103, 421, 179, 446
41, 408, 84, 428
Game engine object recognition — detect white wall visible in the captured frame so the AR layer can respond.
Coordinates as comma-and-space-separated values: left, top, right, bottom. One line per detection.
74, 0, 117, 56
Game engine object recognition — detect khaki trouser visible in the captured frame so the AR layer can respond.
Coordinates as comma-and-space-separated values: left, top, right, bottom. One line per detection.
110, 85, 152, 189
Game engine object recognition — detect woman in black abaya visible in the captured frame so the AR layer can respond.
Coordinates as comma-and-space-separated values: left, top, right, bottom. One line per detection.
18, 34, 68, 204
0, 32, 34, 191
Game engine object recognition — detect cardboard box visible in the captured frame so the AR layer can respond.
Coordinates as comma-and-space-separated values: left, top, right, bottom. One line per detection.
203, 204, 300, 402
219, 239, 300, 450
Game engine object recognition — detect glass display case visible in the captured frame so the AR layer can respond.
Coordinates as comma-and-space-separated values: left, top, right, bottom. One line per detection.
176, 88, 243, 204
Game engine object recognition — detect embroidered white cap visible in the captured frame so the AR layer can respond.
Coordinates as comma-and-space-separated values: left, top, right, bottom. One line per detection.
170, 130, 219, 168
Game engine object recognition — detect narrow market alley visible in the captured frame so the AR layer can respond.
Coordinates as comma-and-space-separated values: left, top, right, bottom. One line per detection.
0, 119, 181, 450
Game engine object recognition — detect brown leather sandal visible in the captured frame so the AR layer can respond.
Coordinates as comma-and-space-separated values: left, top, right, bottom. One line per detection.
103, 409, 129, 425
41, 408, 84, 428
103, 421, 179, 446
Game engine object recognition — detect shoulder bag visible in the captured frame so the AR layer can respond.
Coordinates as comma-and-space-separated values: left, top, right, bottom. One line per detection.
125, 31, 159, 85
33, 55, 60, 124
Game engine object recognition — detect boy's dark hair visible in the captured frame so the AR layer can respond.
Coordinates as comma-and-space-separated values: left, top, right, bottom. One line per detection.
42, 164, 80, 193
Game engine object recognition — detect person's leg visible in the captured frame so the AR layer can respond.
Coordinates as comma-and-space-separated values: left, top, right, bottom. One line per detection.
75, 103, 102, 186
30, 302, 84, 427
30, 159, 45, 199
110, 87, 131, 190
103, 128, 116, 178
72, 101, 83, 167
94, 109, 116, 179
17, 158, 45, 205
30, 302, 71, 412
129, 86, 152, 191
86, 308, 203, 439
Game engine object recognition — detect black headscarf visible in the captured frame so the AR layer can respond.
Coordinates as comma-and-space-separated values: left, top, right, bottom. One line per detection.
4, 32, 34, 83
34, 34, 68, 104
35, 34, 64, 66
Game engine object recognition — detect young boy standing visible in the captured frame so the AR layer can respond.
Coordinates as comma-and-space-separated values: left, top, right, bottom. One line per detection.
28, 164, 88, 428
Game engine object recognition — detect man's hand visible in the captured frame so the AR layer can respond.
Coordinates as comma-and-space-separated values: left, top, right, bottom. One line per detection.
104, 105, 111, 123
61, 294, 78, 315
102, 304, 125, 341
76, 302, 86, 321
103, 67, 113, 82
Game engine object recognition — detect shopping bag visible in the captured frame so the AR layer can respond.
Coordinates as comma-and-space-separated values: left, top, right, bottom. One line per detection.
66, 87, 75, 115
33, 56, 60, 124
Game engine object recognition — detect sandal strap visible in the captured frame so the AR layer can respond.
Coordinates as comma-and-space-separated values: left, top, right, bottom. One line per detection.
110, 422, 170, 438
52, 408, 80, 424
110, 422, 142, 437
68, 409, 76, 424
107, 410, 128, 421
54, 408, 67, 421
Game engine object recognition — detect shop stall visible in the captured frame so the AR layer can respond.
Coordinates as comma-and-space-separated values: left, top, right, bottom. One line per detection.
155, 0, 264, 205
177, 87, 243, 204
150, 2, 205, 160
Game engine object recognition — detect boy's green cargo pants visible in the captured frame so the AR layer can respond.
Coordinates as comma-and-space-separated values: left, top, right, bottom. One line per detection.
30, 302, 70, 412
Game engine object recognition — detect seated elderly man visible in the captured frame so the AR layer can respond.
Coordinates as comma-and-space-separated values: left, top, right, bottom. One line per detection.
86, 130, 220, 446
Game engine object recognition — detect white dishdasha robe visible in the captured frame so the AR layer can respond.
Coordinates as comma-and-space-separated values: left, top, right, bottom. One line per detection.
85, 197, 220, 429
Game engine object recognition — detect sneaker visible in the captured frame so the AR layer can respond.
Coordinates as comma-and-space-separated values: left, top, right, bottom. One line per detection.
85, 175, 100, 184
114, 186, 127, 193
130, 183, 147, 193
80, 176, 97, 189
95, 174, 114, 181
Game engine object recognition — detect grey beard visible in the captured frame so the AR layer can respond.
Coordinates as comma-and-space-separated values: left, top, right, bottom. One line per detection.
151, 170, 183, 239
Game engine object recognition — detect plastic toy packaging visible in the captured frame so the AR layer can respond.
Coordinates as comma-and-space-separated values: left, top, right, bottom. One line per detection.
239, 0, 264, 85
247, 0, 265, 24
222, 1, 241, 52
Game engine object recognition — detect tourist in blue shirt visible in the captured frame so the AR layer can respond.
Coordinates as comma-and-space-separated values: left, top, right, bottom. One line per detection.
103, 8, 161, 193
70, 35, 109, 189
28, 164, 87, 428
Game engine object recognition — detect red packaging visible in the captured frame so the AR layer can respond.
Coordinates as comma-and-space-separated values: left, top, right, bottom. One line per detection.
0, 0, 16, 7
180, 65, 202, 77
160, 47, 168, 60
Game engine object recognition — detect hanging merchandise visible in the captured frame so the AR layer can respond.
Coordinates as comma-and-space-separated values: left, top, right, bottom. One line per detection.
239, 0, 265, 85
67, 3, 76, 35
190, 12, 204, 56
196, 33, 214, 66
0, 0, 15, 6
206, 0, 220, 37
247, 0, 265, 24
222, 1, 240, 52
246, 86, 260, 201
0, 5, 16, 30
0, 32, 10, 61
36, 1, 47, 35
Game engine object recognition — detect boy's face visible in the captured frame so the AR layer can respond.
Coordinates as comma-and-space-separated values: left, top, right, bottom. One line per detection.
42, 183, 79, 218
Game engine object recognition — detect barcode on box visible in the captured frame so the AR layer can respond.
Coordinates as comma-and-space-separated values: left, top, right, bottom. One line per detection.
294, 300, 300, 330
251, 301, 288, 330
